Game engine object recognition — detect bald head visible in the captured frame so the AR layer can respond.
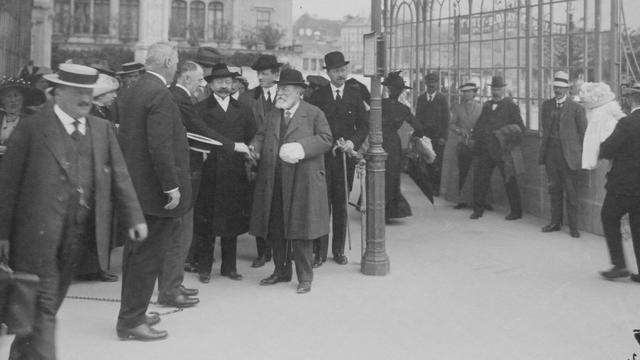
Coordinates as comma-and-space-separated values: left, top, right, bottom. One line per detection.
145, 42, 179, 82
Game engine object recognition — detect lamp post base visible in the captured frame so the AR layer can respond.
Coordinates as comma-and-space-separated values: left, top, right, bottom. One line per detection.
361, 252, 390, 275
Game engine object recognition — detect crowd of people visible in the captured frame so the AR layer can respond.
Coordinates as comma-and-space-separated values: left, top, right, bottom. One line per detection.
0, 40, 639, 359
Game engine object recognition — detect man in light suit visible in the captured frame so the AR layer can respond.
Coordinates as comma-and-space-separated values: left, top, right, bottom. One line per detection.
250, 69, 332, 294
538, 71, 587, 238
0, 63, 147, 360
115, 42, 195, 341
239, 54, 283, 268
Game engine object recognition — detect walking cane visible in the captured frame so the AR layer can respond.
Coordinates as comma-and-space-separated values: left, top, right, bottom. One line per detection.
342, 151, 352, 251
357, 159, 367, 258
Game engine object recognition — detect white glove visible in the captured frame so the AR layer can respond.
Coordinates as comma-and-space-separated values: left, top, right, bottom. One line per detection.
234, 142, 250, 155
419, 136, 437, 164
279, 142, 305, 164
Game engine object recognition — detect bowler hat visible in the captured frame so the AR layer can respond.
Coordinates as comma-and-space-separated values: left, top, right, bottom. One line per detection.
458, 82, 478, 92
382, 71, 411, 89
117, 62, 145, 75
195, 47, 223, 67
552, 71, 570, 88
276, 69, 307, 88
323, 51, 349, 70
0, 77, 46, 107
43, 63, 100, 88
251, 54, 283, 71
489, 75, 507, 88
425, 72, 439, 82
306, 75, 329, 88
204, 63, 240, 82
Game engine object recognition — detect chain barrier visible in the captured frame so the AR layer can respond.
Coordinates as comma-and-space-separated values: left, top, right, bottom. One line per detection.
65, 295, 184, 317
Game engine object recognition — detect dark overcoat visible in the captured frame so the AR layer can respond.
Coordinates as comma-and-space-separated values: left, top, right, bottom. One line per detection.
115, 73, 192, 218
238, 86, 276, 132
249, 100, 332, 240
415, 92, 450, 141
538, 97, 587, 170
0, 103, 144, 276
600, 109, 640, 196
194, 95, 256, 237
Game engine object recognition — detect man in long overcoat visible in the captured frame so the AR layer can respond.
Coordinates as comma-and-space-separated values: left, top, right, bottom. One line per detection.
238, 54, 283, 268
0, 64, 146, 359
250, 69, 332, 294
538, 71, 587, 238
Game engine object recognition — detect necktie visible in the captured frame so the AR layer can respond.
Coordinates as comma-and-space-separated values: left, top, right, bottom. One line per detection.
284, 110, 292, 125
266, 90, 272, 104
336, 89, 342, 102
71, 119, 83, 140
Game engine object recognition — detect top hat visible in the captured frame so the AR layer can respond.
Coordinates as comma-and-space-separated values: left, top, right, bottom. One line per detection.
117, 62, 145, 76
43, 63, 100, 88
204, 63, 240, 82
275, 69, 307, 88
93, 74, 120, 98
425, 72, 439, 82
0, 77, 46, 107
489, 75, 507, 88
251, 54, 283, 71
195, 47, 223, 67
382, 71, 411, 89
458, 82, 478, 92
323, 51, 349, 70
552, 71, 570, 88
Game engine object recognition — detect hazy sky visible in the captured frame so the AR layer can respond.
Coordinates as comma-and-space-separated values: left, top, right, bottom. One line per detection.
292, 0, 370, 20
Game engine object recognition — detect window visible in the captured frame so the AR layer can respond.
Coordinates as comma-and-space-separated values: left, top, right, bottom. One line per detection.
256, 8, 271, 27
119, 0, 139, 41
73, 0, 91, 34
208, 1, 224, 40
53, 0, 71, 35
189, 1, 205, 40
170, 0, 188, 38
303, 58, 309, 71
93, 0, 110, 35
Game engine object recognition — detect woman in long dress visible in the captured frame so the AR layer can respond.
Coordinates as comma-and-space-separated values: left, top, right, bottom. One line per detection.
381, 71, 424, 220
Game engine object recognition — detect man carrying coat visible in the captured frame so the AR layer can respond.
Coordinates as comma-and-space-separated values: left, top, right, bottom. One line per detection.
538, 71, 587, 238
250, 69, 332, 294
310, 51, 368, 267
0, 63, 147, 360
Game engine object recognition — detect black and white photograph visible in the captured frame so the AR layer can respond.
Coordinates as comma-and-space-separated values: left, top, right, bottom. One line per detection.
1, 0, 640, 358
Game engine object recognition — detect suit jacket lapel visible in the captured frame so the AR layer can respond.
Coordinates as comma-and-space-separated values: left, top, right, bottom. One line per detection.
88, 117, 106, 179
285, 103, 306, 139
41, 110, 70, 176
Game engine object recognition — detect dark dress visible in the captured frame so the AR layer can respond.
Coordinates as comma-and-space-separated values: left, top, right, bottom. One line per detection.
382, 98, 423, 220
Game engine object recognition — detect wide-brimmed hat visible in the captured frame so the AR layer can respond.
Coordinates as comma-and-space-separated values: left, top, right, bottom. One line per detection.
425, 72, 439, 82
204, 63, 240, 82
43, 63, 100, 88
489, 75, 507, 88
117, 62, 145, 76
323, 51, 349, 70
306, 75, 329, 88
382, 71, 411, 89
275, 69, 307, 88
552, 71, 570, 88
0, 77, 46, 107
195, 46, 223, 67
251, 54, 283, 71
458, 82, 478, 92
93, 74, 120, 98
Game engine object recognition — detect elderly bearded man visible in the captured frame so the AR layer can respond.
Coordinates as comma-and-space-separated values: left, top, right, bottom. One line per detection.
250, 69, 332, 294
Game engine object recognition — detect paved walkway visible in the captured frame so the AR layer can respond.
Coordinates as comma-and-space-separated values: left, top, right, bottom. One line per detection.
2, 175, 640, 360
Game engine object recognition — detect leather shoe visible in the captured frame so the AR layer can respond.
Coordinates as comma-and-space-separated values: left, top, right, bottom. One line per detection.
265, 254, 272, 262
296, 281, 311, 294
199, 273, 210, 283
76, 270, 118, 282
469, 211, 483, 219
179, 285, 199, 296
183, 262, 198, 273
569, 229, 580, 238
146, 314, 160, 327
313, 258, 323, 268
333, 254, 348, 265
222, 271, 243, 280
157, 294, 199, 307
630, 273, 640, 283
251, 256, 266, 268
505, 213, 522, 221
453, 202, 467, 209
117, 323, 167, 341
260, 273, 291, 285
542, 223, 561, 233
484, 204, 494, 211
600, 267, 630, 280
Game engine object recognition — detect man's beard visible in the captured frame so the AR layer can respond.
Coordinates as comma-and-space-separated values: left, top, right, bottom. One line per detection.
275, 96, 296, 109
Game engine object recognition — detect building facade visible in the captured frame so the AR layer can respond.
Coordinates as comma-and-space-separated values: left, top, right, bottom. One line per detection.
386, 0, 624, 235
340, 16, 370, 73
0, 0, 33, 76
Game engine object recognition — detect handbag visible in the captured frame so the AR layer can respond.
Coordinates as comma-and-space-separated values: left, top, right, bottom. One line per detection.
0, 262, 40, 336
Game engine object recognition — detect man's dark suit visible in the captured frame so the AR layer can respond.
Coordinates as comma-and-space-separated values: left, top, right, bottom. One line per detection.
238, 86, 276, 263
309, 84, 368, 262
472, 97, 525, 216
599, 108, 640, 270
415, 91, 450, 193
0, 103, 144, 360
538, 97, 587, 230
115, 73, 192, 331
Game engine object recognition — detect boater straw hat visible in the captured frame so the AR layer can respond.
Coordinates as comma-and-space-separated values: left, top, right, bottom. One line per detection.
458, 82, 478, 92
117, 62, 145, 76
43, 63, 100, 88
552, 71, 570, 88
93, 74, 120, 98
